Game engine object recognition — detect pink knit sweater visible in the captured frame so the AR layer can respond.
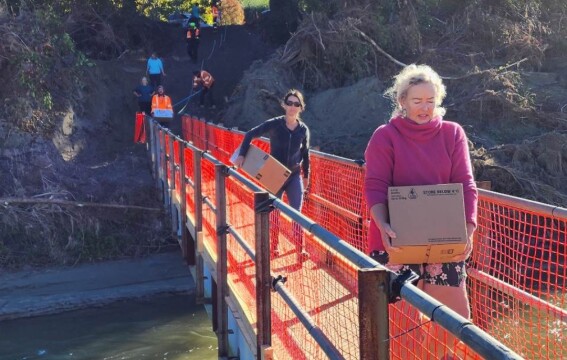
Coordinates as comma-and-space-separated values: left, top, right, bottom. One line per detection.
364, 115, 478, 252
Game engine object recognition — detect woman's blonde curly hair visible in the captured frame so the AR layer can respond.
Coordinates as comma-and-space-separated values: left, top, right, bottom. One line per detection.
384, 64, 447, 119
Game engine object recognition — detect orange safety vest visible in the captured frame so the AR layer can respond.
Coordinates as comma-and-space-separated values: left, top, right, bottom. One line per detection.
151, 94, 173, 112
187, 28, 200, 40
193, 70, 215, 89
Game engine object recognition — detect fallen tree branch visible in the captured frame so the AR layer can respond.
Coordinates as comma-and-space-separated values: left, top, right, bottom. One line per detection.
0, 198, 162, 212
353, 27, 407, 67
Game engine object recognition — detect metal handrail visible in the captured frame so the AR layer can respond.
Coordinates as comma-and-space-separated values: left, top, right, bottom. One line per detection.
478, 188, 567, 220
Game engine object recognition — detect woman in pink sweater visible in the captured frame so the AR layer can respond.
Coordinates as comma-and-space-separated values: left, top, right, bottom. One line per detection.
364, 64, 478, 359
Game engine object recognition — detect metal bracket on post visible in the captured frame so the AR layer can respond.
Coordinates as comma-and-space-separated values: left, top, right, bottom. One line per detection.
389, 269, 420, 304
271, 275, 288, 292
216, 224, 230, 236
254, 196, 275, 214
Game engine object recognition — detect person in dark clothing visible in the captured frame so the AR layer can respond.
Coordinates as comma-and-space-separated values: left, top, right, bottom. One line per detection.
186, 22, 200, 63
234, 89, 310, 259
133, 77, 154, 114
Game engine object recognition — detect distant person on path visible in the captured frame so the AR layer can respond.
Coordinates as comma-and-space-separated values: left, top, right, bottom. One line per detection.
189, 3, 201, 29
146, 52, 166, 88
186, 22, 200, 63
192, 70, 216, 109
234, 89, 310, 259
364, 64, 478, 359
151, 85, 174, 127
132, 77, 154, 114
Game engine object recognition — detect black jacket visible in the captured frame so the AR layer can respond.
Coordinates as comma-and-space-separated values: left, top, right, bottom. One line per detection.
239, 116, 310, 178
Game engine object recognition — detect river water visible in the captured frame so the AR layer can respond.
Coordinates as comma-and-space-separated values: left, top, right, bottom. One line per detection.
0, 294, 217, 360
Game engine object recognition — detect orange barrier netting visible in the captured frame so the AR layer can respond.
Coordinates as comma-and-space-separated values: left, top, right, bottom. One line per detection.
183, 147, 196, 223
179, 114, 567, 359
201, 157, 218, 256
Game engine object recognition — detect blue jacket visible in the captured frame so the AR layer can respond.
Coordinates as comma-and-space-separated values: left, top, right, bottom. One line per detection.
239, 116, 310, 178
134, 85, 154, 102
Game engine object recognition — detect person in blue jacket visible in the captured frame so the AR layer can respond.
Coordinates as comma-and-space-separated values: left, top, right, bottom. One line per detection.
146, 52, 166, 88
132, 77, 154, 114
234, 89, 310, 258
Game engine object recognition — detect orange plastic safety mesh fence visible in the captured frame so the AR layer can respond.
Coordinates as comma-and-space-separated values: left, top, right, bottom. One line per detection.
201, 157, 217, 255
225, 176, 258, 324
173, 140, 181, 196
303, 153, 368, 253
268, 211, 360, 359
180, 115, 567, 359
469, 196, 567, 359
183, 147, 196, 222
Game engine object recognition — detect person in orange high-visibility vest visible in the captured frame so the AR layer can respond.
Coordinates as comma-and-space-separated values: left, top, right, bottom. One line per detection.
151, 85, 174, 127
186, 22, 200, 63
192, 70, 216, 109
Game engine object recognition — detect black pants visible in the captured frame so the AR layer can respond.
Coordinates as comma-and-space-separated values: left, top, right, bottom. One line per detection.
149, 74, 161, 88
200, 84, 215, 107
138, 101, 151, 114
186, 40, 199, 63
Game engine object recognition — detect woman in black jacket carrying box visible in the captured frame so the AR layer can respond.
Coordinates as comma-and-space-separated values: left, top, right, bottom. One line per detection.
234, 89, 310, 258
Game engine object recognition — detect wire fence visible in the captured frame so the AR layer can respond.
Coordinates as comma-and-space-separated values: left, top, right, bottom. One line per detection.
177, 114, 566, 359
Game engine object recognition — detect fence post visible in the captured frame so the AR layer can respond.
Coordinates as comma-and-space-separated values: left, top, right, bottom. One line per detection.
194, 150, 205, 302
203, 118, 209, 151
255, 191, 272, 356
145, 115, 155, 172
179, 144, 195, 265
161, 132, 170, 208
358, 267, 390, 360
168, 137, 177, 234
215, 163, 229, 357
155, 128, 163, 201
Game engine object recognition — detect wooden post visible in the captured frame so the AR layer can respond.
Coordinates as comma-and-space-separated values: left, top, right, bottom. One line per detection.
161, 132, 170, 208
155, 128, 163, 201
168, 137, 177, 234
215, 163, 229, 357
194, 150, 205, 302
358, 267, 390, 360
145, 115, 155, 171
179, 144, 195, 265
255, 192, 272, 356
203, 118, 209, 152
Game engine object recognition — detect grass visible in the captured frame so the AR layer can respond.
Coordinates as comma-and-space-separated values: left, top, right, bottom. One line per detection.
239, 0, 269, 10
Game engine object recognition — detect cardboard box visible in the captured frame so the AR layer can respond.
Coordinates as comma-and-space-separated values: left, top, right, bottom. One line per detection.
388, 183, 468, 264
231, 144, 291, 194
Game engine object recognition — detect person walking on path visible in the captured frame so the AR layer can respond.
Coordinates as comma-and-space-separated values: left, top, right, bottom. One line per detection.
146, 52, 166, 88
364, 64, 478, 360
186, 22, 200, 63
234, 89, 311, 259
151, 85, 174, 127
133, 76, 154, 114
192, 70, 216, 108
189, 3, 202, 29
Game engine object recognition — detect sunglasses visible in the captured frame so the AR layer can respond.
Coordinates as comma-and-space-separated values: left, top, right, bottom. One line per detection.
285, 100, 302, 108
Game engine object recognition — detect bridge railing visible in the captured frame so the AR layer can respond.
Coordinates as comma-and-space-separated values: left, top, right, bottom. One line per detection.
139, 113, 524, 359
180, 115, 566, 359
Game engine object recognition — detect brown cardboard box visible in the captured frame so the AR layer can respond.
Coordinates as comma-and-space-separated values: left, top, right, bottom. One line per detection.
232, 144, 291, 194
388, 183, 468, 264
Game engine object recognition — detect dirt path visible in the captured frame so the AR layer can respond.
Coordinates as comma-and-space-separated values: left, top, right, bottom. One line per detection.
71, 23, 275, 205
